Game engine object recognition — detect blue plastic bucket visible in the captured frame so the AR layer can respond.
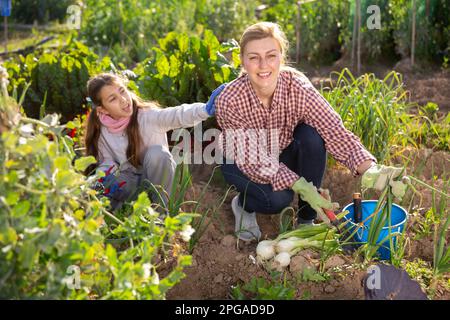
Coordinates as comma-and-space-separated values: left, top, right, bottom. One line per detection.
342, 200, 408, 260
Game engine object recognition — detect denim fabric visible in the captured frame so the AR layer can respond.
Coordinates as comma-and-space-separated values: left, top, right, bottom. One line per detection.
221, 123, 327, 220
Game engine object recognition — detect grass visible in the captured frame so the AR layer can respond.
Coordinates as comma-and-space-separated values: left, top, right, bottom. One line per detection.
321, 68, 414, 163
399, 103, 450, 152
1, 24, 72, 54
431, 176, 449, 279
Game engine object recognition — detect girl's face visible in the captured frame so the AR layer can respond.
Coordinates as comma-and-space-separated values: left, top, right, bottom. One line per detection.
241, 37, 282, 94
96, 83, 133, 119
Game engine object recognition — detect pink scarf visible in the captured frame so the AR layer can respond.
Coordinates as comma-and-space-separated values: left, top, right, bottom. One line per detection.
98, 112, 131, 134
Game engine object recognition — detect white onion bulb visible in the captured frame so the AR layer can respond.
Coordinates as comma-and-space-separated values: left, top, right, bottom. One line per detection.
274, 252, 291, 268
256, 240, 276, 260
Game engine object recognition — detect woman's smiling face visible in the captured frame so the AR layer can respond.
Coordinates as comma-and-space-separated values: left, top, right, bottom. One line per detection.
96, 84, 133, 119
241, 37, 282, 94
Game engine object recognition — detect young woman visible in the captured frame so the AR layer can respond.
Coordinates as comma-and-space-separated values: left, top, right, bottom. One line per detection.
216, 22, 400, 241
84, 73, 224, 211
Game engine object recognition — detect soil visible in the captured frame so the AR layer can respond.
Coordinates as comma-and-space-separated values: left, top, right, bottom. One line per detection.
166, 148, 449, 300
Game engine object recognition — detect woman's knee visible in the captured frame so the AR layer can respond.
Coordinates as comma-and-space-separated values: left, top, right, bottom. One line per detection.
221, 163, 294, 214
293, 123, 325, 152
265, 190, 294, 214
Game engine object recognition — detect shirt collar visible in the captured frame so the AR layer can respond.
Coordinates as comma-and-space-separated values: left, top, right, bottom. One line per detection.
244, 72, 285, 108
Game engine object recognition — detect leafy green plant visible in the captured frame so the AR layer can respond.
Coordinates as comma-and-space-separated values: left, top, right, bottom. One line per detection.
404, 259, 434, 290
81, 0, 193, 65
80, 0, 257, 65
413, 208, 439, 239
4, 38, 113, 122
261, 0, 349, 64
0, 84, 194, 299
391, 0, 450, 62
230, 273, 295, 300
193, 0, 258, 42
134, 30, 239, 107
299, 266, 329, 282
442, 56, 449, 70
11, 0, 76, 24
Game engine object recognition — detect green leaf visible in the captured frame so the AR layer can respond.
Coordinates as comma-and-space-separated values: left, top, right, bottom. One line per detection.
155, 55, 170, 75
0, 227, 18, 245
54, 156, 71, 170
55, 170, 79, 188
74, 156, 97, 172
12, 201, 31, 217
5, 192, 20, 206
19, 241, 38, 270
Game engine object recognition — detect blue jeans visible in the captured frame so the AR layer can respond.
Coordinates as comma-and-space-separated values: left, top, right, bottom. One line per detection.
221, 123, 327, 220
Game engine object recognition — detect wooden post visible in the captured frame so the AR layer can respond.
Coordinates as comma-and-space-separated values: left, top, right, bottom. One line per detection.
357, 0, 361, 74
351, 0, 358, 69
296, 1, 301, 65
411, 0, 416, 66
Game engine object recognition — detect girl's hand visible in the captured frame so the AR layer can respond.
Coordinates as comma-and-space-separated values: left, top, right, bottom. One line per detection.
205, 83, 227, 116
97, 165, 127, 198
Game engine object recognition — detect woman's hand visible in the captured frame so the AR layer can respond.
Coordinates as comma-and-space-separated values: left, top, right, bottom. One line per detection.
357, 160, 377, 175
205, 83, 227, 116
291, 177, 339, 223
361, 164, 404, 191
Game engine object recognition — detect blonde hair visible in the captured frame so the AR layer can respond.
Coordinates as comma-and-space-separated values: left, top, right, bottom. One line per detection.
239, 22, 301, 76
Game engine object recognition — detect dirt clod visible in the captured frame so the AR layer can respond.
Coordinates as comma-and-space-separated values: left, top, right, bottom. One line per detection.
221, 235, 236, 247
324, 285, 336, 294
214, 274, 224, 283
324, 255, 346, 271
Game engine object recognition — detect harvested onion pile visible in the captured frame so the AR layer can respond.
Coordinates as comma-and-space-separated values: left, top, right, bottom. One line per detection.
256, 223, 340, 270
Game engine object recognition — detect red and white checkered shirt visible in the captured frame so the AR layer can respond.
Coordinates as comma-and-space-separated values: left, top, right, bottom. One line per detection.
216, 70, 377, 191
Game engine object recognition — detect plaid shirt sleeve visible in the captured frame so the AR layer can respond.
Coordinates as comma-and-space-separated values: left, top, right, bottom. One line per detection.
216, 98, 300, 191
298, 77, 377, 176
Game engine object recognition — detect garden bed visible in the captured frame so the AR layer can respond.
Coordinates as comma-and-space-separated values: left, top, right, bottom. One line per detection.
167, 147, 449, 300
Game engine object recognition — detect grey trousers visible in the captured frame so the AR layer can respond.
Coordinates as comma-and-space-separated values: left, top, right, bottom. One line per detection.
109, 145, 176, 211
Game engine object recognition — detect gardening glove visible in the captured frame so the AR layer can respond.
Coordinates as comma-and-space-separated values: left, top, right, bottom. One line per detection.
362, 164, 407, 199
292, 177, 339, 224
389, 180, 408, 200
205, 83, 226, 116
97, 165, 127, 199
